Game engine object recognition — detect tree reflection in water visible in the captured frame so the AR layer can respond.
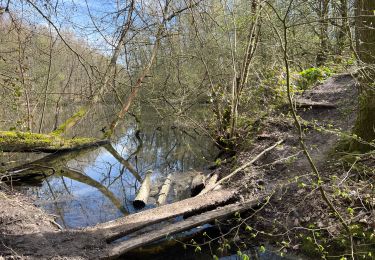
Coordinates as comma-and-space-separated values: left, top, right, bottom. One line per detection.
8, 117, 216, 228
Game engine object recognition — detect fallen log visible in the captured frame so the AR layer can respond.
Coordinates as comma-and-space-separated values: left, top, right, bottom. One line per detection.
157, 174, 172, 206
87, 189, 238, 242
3, 146, 99, 181
199, 172, 219, 195
101, 197, 264, 259
0, 131, 109, 153
295, 98, 336, 109
190, 172, 206, 196
133, 171, 152, 209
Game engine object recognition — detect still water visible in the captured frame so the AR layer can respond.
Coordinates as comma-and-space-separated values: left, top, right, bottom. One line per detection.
19, 116, 216, 228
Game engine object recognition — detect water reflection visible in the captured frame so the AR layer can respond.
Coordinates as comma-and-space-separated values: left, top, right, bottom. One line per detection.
6, 114, 216, 228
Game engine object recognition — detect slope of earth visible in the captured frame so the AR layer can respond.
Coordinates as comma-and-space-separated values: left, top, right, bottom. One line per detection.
221, 73, 374, 258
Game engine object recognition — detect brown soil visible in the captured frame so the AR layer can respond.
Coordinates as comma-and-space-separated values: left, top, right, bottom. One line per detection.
0, 186, 106, 259
222, 73, 375, 257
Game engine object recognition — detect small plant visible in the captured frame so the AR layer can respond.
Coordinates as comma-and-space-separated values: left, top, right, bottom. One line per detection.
297, 67, 333, 90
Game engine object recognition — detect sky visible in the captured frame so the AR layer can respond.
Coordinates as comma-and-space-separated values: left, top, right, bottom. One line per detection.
5, 0, 128, 53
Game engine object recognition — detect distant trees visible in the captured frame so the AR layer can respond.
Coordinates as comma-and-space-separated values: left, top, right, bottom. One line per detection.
0, 0, 373, 153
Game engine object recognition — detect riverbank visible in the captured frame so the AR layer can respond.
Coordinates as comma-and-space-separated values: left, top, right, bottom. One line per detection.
0, 73, 374, 259
216, 73, 375, 258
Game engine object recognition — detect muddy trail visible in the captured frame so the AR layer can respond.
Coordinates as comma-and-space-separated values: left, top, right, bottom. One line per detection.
1, 73, 371, 259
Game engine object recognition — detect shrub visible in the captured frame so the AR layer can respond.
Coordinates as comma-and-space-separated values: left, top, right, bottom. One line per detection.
297, 67, 333, 90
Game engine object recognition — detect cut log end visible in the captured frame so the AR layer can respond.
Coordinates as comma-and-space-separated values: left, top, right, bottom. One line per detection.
133, 200, 146, 209
132, 170, 152, 209
190, 172, 205, 197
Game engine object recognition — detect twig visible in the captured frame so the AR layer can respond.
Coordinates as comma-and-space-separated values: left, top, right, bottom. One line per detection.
200, 139, 284, 194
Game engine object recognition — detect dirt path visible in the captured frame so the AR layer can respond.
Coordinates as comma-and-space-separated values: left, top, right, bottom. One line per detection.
230, 73, 357, 196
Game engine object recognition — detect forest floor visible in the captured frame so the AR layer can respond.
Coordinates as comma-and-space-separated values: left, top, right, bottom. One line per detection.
220, 73, 375, 258
0, 73, 374, 259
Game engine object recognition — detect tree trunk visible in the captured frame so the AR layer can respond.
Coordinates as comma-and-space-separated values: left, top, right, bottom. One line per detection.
316, 0, 330, 66
199, 172, 219, 195
133, 171, 152, 209
0, 131, 108, 153
190, 172, 206, 196
336, 0, 349, 57
350, 0, 375, 152
157, 174, 172, 205
51, 1, 136, 136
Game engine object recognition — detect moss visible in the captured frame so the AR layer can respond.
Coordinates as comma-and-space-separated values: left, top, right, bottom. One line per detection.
51, 107, 88, 136
0, 130, 98, 151
0, 131, 53, 145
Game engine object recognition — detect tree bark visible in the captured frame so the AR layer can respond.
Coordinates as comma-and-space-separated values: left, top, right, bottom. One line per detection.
350, 0, 375, 152
87, 189, 238, 242
336, 0, 349, 57
133, 171, 152, 209
316, 0, 330, 66
157, 174, 172, 205
101, 198, 263, 259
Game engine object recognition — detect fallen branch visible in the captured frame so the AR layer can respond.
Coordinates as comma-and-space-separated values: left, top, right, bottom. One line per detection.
200, 139, 284, 195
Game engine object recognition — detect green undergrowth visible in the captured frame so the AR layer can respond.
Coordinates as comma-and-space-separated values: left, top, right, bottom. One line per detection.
297, 66, 333, 90
300, 224, 375, 259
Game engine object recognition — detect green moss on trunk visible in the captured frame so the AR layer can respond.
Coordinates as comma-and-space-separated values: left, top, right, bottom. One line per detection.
51, 107, 88, 136
0, 131, 108, 153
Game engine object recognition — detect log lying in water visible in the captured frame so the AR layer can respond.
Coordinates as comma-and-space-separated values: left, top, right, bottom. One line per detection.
133, 171, 152, 209
88, 189, 238, 242
199, 172, 220, 195
0, 131, 109, 153
101, 198, 264, 259
157, 174, 172, 205
190, 172, 206, 196
3, 146, 99, 181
